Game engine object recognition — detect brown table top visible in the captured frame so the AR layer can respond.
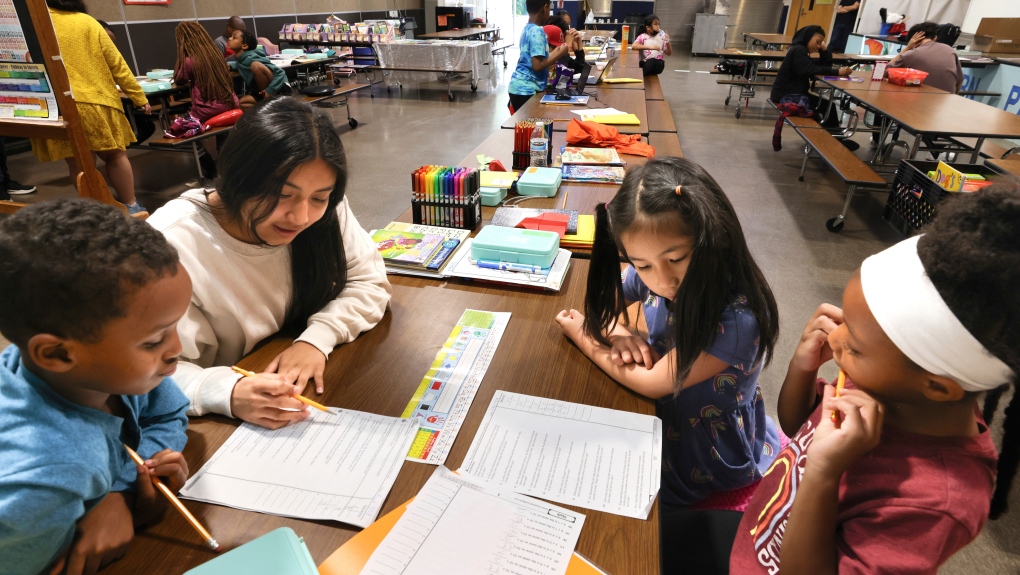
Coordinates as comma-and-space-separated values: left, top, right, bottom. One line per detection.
715, 48, 890, 63
418, 27, 498, 40
745, 33, 793, 46
649, 132, 683, 157
847, 90, 1020, 139
814, 71, 947, 94
502, 88, 648, 135
102, 261, 658, 574
644, 75, 664, 100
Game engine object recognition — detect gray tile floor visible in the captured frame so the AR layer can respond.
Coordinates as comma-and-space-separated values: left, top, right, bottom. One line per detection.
3, 49, 1018, 573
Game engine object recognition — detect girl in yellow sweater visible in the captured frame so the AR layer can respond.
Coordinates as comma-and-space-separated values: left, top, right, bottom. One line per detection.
32, 0, 152, 214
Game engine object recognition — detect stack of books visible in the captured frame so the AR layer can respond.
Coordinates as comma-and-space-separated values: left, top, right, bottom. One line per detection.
371, 222, 470, 279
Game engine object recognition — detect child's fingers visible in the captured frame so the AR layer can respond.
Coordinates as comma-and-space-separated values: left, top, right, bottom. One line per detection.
313, 369, 324, 394
265, 355, 281, 373
48, 550, 68, 575
253, 378, 300, 398
64, 546, 86, 575
638, 343, 655, 369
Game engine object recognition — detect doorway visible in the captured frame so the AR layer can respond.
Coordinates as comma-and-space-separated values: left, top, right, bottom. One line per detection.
785, 0, 835, 37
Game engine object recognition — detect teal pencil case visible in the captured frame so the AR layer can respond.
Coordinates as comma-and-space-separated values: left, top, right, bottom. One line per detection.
516, 166, 562, 197
146, 69, 174, 80
472, 226, 559, 268
184, 527, 317, 575
139, 79, 172, 93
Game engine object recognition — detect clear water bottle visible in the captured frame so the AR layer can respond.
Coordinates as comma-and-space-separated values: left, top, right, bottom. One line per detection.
530, 121, 548, 167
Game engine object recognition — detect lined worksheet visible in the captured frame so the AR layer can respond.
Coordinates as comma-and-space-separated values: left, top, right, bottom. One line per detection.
180, 409, 418, 528
362, 467, 584, 575
460, 391, 662, 519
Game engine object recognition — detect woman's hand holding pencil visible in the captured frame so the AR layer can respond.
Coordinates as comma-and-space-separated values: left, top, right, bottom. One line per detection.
231, 366, 334, 427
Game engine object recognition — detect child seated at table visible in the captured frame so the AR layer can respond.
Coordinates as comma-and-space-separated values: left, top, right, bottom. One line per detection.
555, 157, 783, 513
770, 25, 853, 146
147, 98, 391, 430
632, 14, 672, 77
0, 200, 192, 575
544, 24, 586, 91
230, 29, 290, 109
730, 184, 1019, 573
508, 0, 572, 113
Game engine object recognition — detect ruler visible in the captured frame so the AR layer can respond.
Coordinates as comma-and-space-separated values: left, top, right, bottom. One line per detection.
402, 309, 510, 465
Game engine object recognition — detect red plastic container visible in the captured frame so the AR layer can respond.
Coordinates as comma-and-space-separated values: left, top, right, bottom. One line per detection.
886, 68, 929, 86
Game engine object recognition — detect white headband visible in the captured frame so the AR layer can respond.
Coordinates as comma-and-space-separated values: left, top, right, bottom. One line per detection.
860, 235, 1014, 392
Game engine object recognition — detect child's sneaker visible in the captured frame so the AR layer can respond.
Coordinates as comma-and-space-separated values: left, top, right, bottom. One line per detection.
5, 180, 36, 195
124, 201, 148, 216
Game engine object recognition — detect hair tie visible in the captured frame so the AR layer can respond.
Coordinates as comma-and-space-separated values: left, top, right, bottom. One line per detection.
675, 185, 683, 196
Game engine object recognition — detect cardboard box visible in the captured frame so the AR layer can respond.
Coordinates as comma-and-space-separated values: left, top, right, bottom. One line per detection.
973, 18, 1020, 54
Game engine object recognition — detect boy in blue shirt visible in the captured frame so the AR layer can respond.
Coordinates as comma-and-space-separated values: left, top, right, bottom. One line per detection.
0, 200, 193, 575
508, 0, 571, 113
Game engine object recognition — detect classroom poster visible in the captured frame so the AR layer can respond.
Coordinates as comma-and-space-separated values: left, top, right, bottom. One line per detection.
0, 0, 32, 62
0, 62, 58, 121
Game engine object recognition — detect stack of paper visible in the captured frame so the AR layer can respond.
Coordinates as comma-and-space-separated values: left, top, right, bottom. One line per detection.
571, 108, 640, 125
359, 467, 585, 575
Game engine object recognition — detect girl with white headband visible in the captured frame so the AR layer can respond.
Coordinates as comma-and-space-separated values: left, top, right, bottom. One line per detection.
730, 184, 1018, 574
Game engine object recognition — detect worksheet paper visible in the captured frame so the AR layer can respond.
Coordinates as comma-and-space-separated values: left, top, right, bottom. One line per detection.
180, 409, 418, 528
460, 391, 662, 519
362, 466, 584, 575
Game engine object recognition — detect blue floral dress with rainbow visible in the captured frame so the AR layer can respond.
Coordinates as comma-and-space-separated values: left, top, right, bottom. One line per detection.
622, 267, 781, 512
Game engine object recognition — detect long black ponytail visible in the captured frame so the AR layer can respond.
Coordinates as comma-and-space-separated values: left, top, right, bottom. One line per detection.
917, 183, 1020, 519
583, 157, 780, 392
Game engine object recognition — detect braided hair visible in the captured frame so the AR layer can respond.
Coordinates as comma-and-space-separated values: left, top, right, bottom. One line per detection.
584, 157, 780, 393
175, 21, 236, 107
917, 183, 1020, 519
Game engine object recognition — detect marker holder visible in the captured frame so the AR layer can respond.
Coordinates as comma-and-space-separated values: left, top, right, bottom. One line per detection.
412, 192, 482, 230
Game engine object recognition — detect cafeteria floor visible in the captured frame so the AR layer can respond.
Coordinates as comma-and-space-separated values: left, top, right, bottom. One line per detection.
4, 48, 1018, 574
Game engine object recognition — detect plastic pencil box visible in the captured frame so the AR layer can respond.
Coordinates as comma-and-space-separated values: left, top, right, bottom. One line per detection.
516, 166, 562, 197
471, 226, 560, 268
146, 69, 174, 80
139, 80, 172, 93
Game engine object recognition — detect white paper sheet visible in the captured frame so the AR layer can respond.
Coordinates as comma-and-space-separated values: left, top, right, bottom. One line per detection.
570, 107, 623, 117
180, 408, 418, 528
460, 391, 661, 519
362, 466, 584, 575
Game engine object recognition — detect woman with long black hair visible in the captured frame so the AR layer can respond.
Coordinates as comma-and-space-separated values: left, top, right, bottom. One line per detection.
147, 98, 391, 429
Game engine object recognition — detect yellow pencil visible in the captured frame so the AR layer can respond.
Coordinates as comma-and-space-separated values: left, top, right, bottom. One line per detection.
831, 369, 847, 422
230, 365, 333, 414
123, 444, 220, 552
561, 191, 569, 210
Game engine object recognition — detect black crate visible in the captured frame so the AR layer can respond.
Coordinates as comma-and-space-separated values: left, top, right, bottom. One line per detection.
412, 193, 481, 230
883, 159, 1001, 235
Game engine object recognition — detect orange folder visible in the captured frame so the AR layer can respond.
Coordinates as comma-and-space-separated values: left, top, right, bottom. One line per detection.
317, 498, 608, 575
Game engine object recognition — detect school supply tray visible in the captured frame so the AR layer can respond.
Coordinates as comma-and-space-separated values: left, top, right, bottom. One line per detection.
883, 159, 1000, 235
411, 165, 482, 230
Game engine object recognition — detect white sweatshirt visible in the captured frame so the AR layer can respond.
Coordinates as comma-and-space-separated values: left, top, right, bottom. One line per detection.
147, 189, 392, 417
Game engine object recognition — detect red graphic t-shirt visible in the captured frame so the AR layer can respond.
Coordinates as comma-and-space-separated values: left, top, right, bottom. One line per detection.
730, 380, 998, 575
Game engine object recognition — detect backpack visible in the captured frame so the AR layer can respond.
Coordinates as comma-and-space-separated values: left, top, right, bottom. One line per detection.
715, 59, 747, 76
165, 113, 204, 139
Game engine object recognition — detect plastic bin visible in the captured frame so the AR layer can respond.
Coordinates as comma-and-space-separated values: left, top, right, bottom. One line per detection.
882, 159, 1001, 235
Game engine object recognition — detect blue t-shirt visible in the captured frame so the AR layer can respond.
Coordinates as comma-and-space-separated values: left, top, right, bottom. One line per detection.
0, 346, 190, 575
509, 23, 549, 96
622, 267, 781, 511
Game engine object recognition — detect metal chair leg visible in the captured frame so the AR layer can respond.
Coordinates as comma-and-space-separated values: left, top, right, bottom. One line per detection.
799, 148, 812, 181
826, 185, 856, 232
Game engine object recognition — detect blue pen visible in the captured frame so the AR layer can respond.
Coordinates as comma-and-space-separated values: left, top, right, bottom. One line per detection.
476, 259, 545, 273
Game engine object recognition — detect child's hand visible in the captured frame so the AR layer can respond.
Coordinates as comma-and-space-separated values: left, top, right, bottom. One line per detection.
230, 373, 310, 429
49, 492, 134, 575
806, 387, 884, 480
790, 304, 843, 374
267, 341, 327, 394
608, 334, 659, 369
555, 309, 585, 344
133, 449, 189, 526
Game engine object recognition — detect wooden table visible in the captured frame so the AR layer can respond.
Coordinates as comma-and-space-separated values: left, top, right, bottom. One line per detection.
814, 71, 947, 94
502, 88, 648, 135
743, 32, 793, 49
844, 90, 1020, 161
418, 27, 499, 41
101, 262, 659, 575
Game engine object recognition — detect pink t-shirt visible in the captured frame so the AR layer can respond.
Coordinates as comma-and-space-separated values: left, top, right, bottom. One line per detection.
730, 379, 998, 575
635, 32, 666, 61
